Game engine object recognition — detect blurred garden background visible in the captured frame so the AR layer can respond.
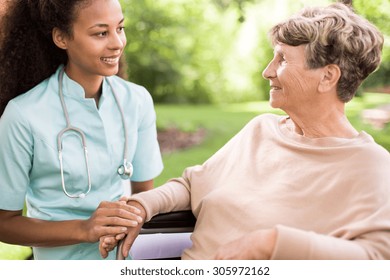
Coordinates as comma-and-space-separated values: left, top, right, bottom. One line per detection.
1, 0, 390, 259
123, 0, 390, 184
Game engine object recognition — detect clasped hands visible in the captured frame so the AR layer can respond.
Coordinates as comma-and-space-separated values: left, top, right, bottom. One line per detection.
95, 197, 144, 259
97, 197, 277, 260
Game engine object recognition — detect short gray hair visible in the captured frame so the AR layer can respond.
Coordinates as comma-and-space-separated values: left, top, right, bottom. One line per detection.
269, 3, 383, 102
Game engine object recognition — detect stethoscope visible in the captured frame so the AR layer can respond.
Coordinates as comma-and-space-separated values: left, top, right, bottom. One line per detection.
57, 68, 133, 199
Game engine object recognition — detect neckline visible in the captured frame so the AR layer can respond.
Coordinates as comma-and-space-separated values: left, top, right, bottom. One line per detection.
277, 115, 371, 148
58, 66, 110, 102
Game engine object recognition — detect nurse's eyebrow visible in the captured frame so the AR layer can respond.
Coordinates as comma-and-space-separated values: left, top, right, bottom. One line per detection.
88, 18, 124, 29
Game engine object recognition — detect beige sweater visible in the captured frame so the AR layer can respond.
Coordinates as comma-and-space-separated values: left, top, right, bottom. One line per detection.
131, 114, 390, 259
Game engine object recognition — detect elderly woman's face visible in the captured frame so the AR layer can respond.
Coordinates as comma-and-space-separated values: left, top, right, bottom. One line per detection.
262, 43, 324, 113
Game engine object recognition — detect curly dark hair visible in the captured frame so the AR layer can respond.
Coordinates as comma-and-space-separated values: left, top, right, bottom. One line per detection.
0, 0, 102, 116
0, 0, 86, 115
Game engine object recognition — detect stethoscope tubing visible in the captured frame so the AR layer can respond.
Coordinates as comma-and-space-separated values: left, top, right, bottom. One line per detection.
57, 67, 132, 198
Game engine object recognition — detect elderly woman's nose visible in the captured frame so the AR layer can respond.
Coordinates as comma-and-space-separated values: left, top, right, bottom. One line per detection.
262, 61, 275, 80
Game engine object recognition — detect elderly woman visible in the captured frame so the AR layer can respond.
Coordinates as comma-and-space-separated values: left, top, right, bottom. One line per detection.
105, 3, 390, 259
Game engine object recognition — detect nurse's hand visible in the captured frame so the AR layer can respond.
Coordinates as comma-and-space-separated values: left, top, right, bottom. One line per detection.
213, 228, 276, 260
98, 197, 133, 258
82, 200, 143, 244
99, 199, 146, 259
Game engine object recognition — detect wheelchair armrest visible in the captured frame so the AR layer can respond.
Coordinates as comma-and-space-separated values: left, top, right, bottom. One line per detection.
141, 210, 196, 234
116, 210, 196, 260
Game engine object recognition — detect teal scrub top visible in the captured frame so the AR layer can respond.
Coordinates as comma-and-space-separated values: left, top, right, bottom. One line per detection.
0, 66, 163, 259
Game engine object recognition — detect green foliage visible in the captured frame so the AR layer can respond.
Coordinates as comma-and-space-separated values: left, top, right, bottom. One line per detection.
120, 0, 390, 104
121, 0, 243, 104
353, 0, 390, 90
120, 0, 278, 104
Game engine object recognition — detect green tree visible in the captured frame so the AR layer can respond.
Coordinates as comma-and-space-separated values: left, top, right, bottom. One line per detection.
120, 0, 388, 104
121, 0, 245, 103
353, 0, 390, 91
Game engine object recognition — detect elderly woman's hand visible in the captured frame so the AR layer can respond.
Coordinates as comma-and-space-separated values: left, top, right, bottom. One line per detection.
213, 228, 276, 260
99, 234, 124, 258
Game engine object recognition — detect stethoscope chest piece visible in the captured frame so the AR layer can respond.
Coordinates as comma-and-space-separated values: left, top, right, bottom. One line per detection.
117, 160, 133, 180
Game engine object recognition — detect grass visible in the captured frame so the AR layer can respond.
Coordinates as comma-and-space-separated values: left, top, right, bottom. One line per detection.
1, 92, 390, 259
0, 243, 32, 260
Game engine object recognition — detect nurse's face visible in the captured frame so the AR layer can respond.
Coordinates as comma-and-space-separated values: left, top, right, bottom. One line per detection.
61, 0, 126, 79
262, 43, 323, 114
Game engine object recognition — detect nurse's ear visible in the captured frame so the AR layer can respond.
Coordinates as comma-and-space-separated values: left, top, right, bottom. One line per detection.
52, 27, 68, 50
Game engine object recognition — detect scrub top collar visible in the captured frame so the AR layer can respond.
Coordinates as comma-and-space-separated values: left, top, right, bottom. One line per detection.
60, 67, 112, 106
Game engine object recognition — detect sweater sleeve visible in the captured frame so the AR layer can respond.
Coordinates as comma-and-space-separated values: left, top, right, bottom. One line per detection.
129, 176, 192, 222
272, 206, 390, 260
272, 225, 370, 259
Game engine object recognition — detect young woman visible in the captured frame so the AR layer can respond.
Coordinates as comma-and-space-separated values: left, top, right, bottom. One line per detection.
0, 0, 163, 259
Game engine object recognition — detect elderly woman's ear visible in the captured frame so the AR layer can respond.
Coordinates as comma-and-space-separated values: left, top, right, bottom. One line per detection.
318, 64, 341, 93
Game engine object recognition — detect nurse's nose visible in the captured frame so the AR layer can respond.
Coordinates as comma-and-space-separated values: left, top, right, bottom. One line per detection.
109, 31, 126, 50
